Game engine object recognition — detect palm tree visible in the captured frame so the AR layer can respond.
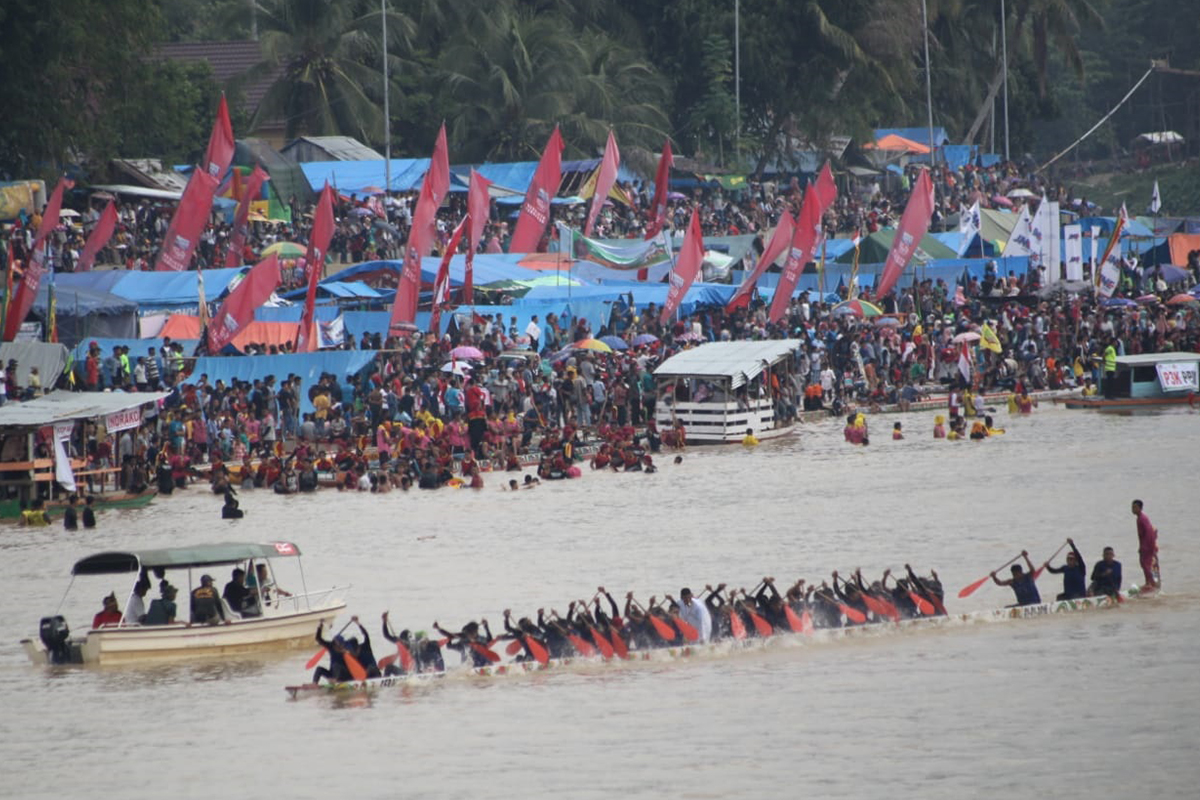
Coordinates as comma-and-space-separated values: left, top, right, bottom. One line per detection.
245, 0, 413, 144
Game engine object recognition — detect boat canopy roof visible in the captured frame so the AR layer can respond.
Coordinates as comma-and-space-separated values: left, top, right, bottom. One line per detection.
1115, 352, 1200, 368
654, 339, 802, 389
0, 390, 169, 429
72, 542, 302, 575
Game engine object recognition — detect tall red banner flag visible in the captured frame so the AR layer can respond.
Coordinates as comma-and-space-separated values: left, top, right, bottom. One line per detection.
726, 210, 795, 312
510, 126, 564, 253
767, 162, 837, 323
208, 254, 281, 352
659, 210, 705, 324
584, 131, 620, 236
428, 219, 466, 335
295, 184, 335, 352
4, 177, 71, 341
644, 139, 674, 241
154, 169, 219, 271
202, 94, 235, 179
875, 169, 935, 298
464, 170, 492, 306
77, 201, 118, 272
390, 125, 450, 332
224, 165, 268, 266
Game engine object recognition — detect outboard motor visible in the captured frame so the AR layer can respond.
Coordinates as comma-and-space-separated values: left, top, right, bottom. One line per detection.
39, 616, 76, 664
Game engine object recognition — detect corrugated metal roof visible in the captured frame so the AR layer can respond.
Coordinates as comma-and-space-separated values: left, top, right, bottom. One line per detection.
0, 390, 169, 429
283, 136, 384, 162
654, 340, 802, 388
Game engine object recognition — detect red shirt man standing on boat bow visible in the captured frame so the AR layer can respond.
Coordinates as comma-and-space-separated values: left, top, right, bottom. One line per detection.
1132, 500, 1159, 589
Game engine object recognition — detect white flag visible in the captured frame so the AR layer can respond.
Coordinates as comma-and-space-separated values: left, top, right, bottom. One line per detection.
53, 421, 76, 493
1098, 239, 1122, 298
958, 201, 981, 256
1149, 180, 1161, 214
1063, 224, 1083, 281
316, 313, 345, 349
1004, 205, 1034, 257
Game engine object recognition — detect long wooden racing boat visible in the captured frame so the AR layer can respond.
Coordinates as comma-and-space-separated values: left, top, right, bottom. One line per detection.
285, 588, 1149, 698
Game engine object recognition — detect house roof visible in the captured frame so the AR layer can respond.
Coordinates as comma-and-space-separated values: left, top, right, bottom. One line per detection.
155, 40, 277, 117
283, 136, 385, 162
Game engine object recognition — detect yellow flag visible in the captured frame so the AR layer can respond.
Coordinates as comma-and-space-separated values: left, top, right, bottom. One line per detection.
980, 322, 1002, 353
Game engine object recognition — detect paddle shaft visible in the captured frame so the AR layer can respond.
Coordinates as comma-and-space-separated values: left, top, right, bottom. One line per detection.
305, 620, 354, 670
958, 553, 1024, 598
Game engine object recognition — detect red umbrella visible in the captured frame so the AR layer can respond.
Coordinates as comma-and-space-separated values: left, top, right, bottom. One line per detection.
1166, 293, 1198, 306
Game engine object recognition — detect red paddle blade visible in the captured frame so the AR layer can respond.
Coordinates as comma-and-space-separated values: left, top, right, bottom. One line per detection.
958, 575, 990, 598
526, 637, 550, 666
305, 647, 328, 670
800, 610, 814, 634
673, 616, 700, 642
877, 597, 901, 621
397, 642, 414, 671
608, 629, 629, 658
505, 640, 523, 656
1032, 566, 1046, 580
589, 628, 615, 659
729, 611, 747, 640
377, 653, 397, 670
649, 615, 677, 642
783, 605, 804, 633
344, 652, 368, 682
565, 632, 596, 657
909, 592, 935, 616
860, 594, 883, 617
839, 603, 866, 624
469, 642, 501, 663
747, 610, 773, 636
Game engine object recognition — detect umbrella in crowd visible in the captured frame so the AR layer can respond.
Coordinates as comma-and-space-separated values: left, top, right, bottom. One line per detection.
1143, 264, 1189, 283
674, 331, 704, 342
630, 333, 659, 346
450, 345, 485, 359
1101, 297, 1137, 308
831, 299, 884, 318
440, 361, 472, 376
1166, 293, 1199, 306
952, 331, 981, 344
261, 242, 307, 258
572, 338, 613, 353
599, 335, 628, 350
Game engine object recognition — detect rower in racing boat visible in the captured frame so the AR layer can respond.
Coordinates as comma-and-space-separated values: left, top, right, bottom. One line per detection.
807, 583, 844, 628
501, 610, 546, 662
312, 622, 352, 684
380, 612, 416, 676
881, 570, 918, 618
434, 620, 495, 668
345, 616, 381, 678
905, 565, 947, 615
535, 609, 574, 658
991, 551, 1042, 606
1088, 547, 1123, 597
673, 587, 712, 642
831, 571, 870, 623
1043, 538, 1087, 600
754, 579, 791, 632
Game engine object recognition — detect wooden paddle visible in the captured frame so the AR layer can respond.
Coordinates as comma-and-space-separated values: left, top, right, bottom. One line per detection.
607, 627, 629, 658
564, 630, 597, 657
838, 602, 867, 624
634, 599, 677, 642
783, 604, 805, 633
959, 554, 1023, 598
907, 591, 935, 616
305, 620, 353, 670
799, 609, 814, 634
728, 608, 747, 639
506, 640, 523, 656
1032, 540, 1070, 580
588, 626, 615, 659
468, 641, 501, 663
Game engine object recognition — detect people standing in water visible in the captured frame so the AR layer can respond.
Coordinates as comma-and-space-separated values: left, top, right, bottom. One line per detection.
1132, 499, 1159, 589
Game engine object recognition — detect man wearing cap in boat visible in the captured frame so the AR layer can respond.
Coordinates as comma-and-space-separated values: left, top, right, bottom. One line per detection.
990, 551, 1041, 606
190, 574, 227, 625
92, 593, 123, 628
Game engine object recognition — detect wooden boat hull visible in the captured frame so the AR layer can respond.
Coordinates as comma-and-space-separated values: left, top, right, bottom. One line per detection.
23, 602, 345, 666
0, 490, 156, 522
285, 591, 1143, 698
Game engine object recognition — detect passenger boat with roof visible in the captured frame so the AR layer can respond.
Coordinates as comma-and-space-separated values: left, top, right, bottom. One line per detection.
284, 588, 1151, 698
653, 340, 803, 443
1062, 353, 1200, 410
22, 541, 346, 666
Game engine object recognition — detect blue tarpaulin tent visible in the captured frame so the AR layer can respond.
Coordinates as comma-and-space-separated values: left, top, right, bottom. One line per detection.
53, 268, 247, 311
190, 351, 380, 414
32, 284, 139, 344
299, 158, 430, 193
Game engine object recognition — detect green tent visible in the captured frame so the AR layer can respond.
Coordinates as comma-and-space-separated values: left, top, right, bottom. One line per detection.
834, 229, 957, 264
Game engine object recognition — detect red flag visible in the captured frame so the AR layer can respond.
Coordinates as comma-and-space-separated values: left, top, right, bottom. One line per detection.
429, 219, 466, 334
767, 162, 836, 323
510, 126, 564, 253
644, 139, 674, 241
390, 124, 450, 332
585, 131, 620, 236
4, 177, 72, 341
224, 165, 268, 267
464, 170, 492, 306
659, 210, 704, 324
77, 201, 118, 272
726, 210, 795, 312
202, 94, 235, 180
295, 184, 336, 352
208, 254, 281, 352
875, 169, 935, 298
155, 169, 220, 271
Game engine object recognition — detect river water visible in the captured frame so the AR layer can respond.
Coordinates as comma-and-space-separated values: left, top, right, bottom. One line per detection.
2, 404, 1197, 799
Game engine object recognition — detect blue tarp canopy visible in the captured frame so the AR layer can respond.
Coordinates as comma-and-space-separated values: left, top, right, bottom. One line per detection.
325, 255, 546, 288
299, 158, 430, 194
189, 351, 380, 414
451, 162, 538, 194
1077, 216, 1155, 238
53, 268, 247, 310
873, 127, 950, 146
